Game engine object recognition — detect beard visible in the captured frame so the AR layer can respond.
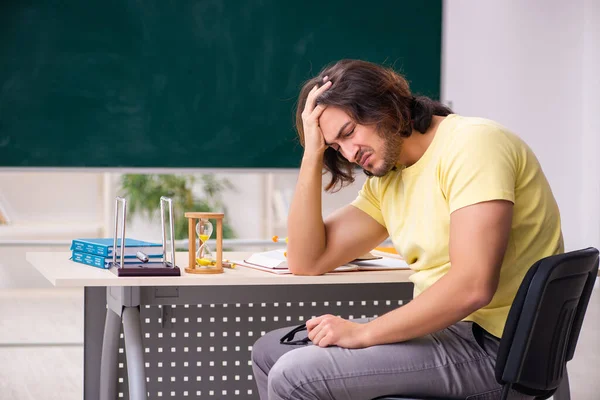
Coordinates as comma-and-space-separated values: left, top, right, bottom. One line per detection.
363, 133, 404, 177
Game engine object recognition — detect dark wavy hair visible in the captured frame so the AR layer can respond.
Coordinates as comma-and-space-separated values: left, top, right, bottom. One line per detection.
295, 59, 453, 192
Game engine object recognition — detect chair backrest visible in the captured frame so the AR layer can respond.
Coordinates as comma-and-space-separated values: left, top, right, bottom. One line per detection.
494, 247, 599, 398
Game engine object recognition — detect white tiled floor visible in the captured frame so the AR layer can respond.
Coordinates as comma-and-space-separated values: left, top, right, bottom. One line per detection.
0, 285, 598, 400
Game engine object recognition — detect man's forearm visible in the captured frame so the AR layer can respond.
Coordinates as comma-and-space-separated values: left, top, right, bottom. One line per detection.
286, 153, 327, 273
362, 269, 493, 346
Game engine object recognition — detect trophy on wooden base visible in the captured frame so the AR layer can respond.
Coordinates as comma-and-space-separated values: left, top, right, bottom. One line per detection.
109, 196, 181, 277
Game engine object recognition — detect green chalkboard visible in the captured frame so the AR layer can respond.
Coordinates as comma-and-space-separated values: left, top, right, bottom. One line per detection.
0, 1, 442, 168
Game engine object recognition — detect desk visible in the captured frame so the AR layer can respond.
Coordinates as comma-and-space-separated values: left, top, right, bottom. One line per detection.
27, 251, 414, 400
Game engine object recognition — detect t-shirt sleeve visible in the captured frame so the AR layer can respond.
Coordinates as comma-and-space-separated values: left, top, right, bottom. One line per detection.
439, 125, 517, 213
351, 177, 386, 227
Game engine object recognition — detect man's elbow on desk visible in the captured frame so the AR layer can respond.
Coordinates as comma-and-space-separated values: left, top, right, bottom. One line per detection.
287, 257, 327, 276
290, 268, 324, 276
288, 263, 325, 276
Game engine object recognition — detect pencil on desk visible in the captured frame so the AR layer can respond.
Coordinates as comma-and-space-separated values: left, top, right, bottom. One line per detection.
272, 236, 288, 244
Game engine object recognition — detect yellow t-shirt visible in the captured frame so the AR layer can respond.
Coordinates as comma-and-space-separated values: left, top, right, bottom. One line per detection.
351, 114, 563, 338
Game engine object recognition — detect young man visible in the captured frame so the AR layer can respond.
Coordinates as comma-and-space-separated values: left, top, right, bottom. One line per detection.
251, 60, 563, 399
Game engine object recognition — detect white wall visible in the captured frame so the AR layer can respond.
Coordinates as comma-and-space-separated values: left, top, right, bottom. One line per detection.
213, 172, 265, 239
442, 0, 600, 250
0, 172, 104, 235
581, 0, 600, 249
0, 172, 104, 288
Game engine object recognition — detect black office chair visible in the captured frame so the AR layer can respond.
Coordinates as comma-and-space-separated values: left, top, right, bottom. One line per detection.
375, 247, 599, 400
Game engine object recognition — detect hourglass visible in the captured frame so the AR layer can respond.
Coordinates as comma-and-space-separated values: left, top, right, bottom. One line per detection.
185, 212, 224, 274
196, 218, 213, 260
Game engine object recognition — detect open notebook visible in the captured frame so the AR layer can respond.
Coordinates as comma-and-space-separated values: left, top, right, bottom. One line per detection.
235, 249, 409, 275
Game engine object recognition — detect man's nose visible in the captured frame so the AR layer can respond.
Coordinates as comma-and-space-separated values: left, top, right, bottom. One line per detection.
340, 142, 358, 163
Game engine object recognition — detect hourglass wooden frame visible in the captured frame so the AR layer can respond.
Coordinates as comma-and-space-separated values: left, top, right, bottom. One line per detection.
185, 212, 224, 274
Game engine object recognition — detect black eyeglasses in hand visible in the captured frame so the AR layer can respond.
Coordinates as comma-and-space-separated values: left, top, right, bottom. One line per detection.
279, 323, 311, 345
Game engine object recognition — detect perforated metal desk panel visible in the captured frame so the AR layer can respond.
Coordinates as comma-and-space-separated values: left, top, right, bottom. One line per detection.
27, 252, 414, 400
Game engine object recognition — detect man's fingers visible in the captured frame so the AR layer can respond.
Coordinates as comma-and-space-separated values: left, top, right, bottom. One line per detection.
303, 85, 319, 112
304, 80, 332, 114
307, 321, 323, 343
302, 104, 327, 130
315, 80, 332, 95
306, 314, 328, 331
310, 104, 327, 120
311, 326, 329, 347
318, 334, 332, 348
315, 335, 328, 347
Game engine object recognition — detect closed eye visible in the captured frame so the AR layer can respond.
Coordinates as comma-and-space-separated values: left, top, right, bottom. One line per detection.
326, 123, 355, 152
343, 127, 355, 138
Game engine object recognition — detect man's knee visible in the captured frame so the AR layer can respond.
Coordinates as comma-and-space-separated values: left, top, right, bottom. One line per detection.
268, 351, 305, 399
251, 330, 277, 372
267, 347, 328, 400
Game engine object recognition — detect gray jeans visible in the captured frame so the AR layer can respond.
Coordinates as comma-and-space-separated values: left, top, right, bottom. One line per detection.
251, 320, 528, 400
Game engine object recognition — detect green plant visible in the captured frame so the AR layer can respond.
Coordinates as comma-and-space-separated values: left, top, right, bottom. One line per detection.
119, 174, 236, 240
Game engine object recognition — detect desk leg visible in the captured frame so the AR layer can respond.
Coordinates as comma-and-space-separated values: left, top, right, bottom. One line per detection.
100, 308, 121, 400
122, 306, 148, 400
84, 287, 107, 400
554, 367, 571, 400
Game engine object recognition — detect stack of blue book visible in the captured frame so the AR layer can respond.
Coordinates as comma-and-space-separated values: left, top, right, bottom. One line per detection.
70, 238, 163, 269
